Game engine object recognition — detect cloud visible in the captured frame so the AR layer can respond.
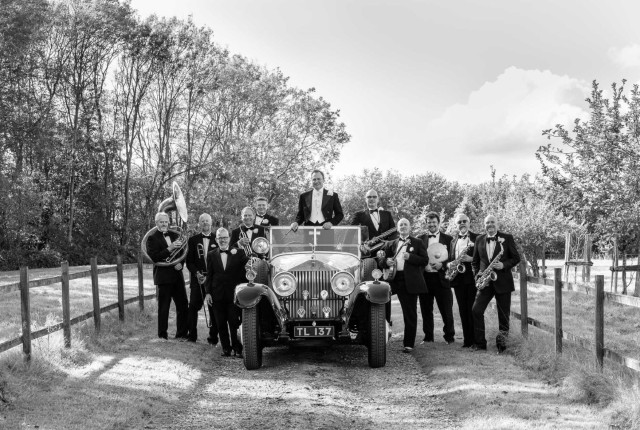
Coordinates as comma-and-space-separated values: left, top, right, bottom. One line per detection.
608, 44, 640, 68
415, 67, 589, 183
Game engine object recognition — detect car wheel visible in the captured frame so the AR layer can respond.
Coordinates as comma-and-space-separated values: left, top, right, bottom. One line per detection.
367, 303, 387, 368
253, 259, 269, 284
242, 307, 263, 370
360, 257, 378, 282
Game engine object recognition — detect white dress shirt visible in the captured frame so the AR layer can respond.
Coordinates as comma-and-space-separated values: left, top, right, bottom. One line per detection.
456, 235, 469, 258
310, 188, 325, 224
486, 235, 497, 258
220, 249, 228, 270
395, 237, 409, 272
369, 208, 380, 231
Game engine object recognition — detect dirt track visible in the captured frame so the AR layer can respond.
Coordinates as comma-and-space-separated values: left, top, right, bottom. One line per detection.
151, 341, 457, 429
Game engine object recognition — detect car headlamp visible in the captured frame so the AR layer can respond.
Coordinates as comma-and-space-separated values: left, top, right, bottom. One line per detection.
273, 272, 297, 297
252, 237, 270, 255
331, 271, 355, 296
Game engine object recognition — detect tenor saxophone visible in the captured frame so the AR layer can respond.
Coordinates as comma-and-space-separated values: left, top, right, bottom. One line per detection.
445, 242, 474, 281
475, 244, 503, 290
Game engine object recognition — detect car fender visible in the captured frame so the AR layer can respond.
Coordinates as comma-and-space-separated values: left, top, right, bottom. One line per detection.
235, 283, 270, 309
357, 281, 391, 304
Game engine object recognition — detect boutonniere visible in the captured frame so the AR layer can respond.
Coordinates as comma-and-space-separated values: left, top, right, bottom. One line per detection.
498, 237, 505, 244
210, 243, 217, 249
253, 228, 259, 234
469, 242, 474, 247
409, 247, 414, 252
230, 249, 237, 255
326, 189, 333, 196
261, 219, 269, 225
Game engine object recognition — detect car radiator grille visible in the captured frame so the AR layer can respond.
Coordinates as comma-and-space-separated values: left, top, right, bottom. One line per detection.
287, 270, 344, 319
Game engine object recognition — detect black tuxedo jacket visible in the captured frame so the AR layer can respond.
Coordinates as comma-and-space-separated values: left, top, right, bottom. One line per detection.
350, 209, 397, 242
230, 225, 267, 251
205, 248, 249, 303
147, 229, 184, 285
186, 232, 218, 286
295, 189, 344, 226
418, 232, 453, 289
447, 231, 479, 287
378, 236, 428, 294
255, 213, 279, 226
471, 231, 521, 293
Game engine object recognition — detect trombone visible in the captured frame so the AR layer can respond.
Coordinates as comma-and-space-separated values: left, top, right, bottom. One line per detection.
196, 244, 212, 328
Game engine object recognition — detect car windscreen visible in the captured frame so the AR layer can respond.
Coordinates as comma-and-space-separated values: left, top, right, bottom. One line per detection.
269, 226, 361, 257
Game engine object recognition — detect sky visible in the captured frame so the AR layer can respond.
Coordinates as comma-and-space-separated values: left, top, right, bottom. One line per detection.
129, 0, 640, 184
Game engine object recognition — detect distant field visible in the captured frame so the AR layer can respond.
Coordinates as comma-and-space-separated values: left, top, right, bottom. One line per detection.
535, 258, 638, 295
0, 265, 162, 344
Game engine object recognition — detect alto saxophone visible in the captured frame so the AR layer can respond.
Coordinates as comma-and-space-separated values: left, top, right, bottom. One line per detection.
445, 241, 474, 281
475, 244, 503, 290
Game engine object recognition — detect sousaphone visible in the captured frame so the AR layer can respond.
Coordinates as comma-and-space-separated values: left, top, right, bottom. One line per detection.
426, 242, 448, 272
141, 182, 189, 266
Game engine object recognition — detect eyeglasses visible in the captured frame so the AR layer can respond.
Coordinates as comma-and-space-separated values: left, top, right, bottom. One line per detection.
217, 236, 230, 240
366, 196, 378, 198
457, 220, 468, 224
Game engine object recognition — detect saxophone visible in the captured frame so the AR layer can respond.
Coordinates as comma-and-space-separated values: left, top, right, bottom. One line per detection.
475, 244, 503, 290
445, 241, 474, 281
360, 227, 398, 254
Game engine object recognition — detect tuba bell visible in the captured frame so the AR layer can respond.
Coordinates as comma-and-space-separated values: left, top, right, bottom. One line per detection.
141, 182, 189, 266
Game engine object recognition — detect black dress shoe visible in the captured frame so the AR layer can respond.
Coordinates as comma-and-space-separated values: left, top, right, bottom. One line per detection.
221, 349, 231, 357
402, 346, 413, 353
461, 343, 473, 348
207, 337, 219, 346
497, 344, 506, 353
470, 344, 487, 351
445, 339, 455, 345
234, 350, 243, 358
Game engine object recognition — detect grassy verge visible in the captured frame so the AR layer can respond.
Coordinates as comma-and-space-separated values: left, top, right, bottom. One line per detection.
0, 301, 178, 429
512, 330, 640, 429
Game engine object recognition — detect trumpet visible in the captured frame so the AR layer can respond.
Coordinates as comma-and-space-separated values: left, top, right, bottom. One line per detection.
476, 244, 503, 290
445, 242, 474, 281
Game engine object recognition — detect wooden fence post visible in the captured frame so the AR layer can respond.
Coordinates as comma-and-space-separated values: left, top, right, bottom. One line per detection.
61, 261, 71, 348
583, 234, 592, 283
554, 267, 563, 355
612, 238, 618, 293
564, 232, 571, 284
137, 253, 144, 311
595, 275, 604, 370
20, 266, 32, 362
541, 243, 547, 279
90, 257, 101, 333
116, 255, 125, 322
520, 261, 528, 338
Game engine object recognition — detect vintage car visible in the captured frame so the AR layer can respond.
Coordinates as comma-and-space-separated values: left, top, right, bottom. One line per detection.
234, 226, 392, 370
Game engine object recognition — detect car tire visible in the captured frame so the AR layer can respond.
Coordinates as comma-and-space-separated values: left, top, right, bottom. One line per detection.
242, 307, 263, 370
368, 303, 387, 368
252, 259, 269, 284
360, 257, 378, 282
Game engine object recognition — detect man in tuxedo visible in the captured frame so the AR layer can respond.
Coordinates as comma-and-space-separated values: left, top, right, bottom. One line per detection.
205, 228, 249, 357
254, 196, 279, 226
471, 215, 521, 352
350, 189, 397, 243
448, 213, 478, 348
186, 213, 219, 344
418, 211, 455, 344
378, 218, 428, 353
146, 212, 189, 340
230, 206, 267, 255
290, 170, 343, 231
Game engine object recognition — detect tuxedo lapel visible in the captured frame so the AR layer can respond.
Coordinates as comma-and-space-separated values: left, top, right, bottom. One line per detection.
321, 189, 330, 209
305, 190, 312, 211
490, 233, 503, 260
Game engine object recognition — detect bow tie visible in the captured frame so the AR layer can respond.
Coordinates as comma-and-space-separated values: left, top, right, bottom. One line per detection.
202, 235, 211, 239
428, 234, 437, 239
241, 225, 254, 231
458, 235, 467, 240
369, 209, 378, 214
162, 232, 170, 237
487, 236, 497, 242
220, 249, 230, 254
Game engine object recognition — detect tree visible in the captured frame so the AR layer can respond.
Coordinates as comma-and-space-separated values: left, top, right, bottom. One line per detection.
538, 80, 640, 293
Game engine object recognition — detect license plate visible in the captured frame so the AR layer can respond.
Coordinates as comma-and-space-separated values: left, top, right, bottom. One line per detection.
294, 326, 334, 337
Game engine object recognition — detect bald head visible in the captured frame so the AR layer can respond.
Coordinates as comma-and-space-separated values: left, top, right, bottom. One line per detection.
397, 218, 411, 237
484, 215, 498, 236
